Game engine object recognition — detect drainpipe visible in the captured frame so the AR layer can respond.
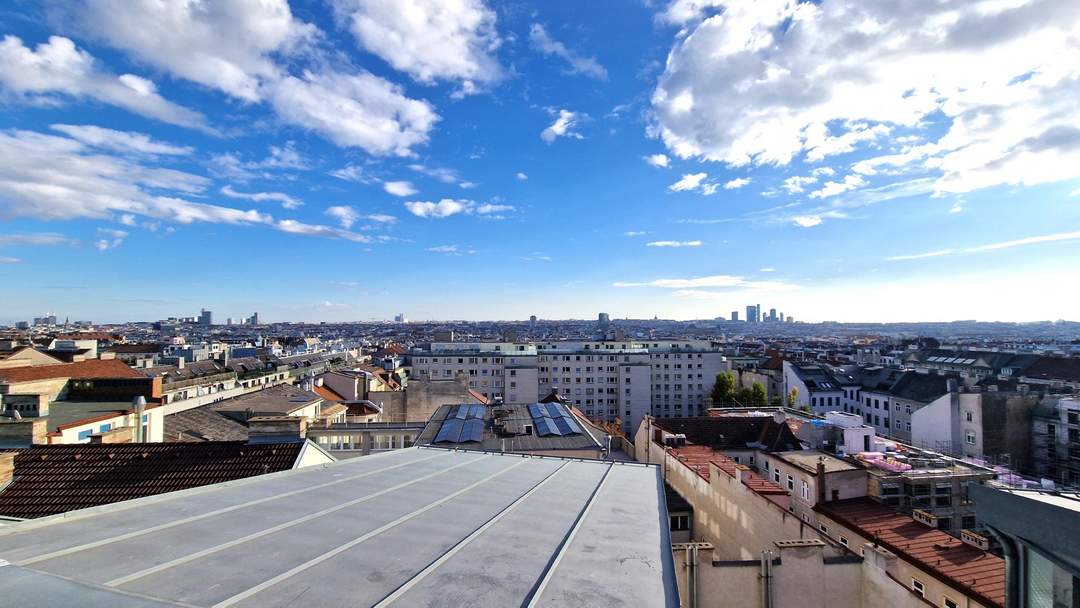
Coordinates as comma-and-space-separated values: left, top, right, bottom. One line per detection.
760, 550, 774, 608
686, 544, 698, 608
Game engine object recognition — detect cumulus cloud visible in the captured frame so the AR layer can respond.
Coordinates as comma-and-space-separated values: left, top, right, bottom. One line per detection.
270, 69, 439, 156
651, 0, 1080, 196
404, 198, 513, 219
276, 219, 375, 243
516, 172, 528, 180
383, 180, 418, 197
782, 175, 818, 194
332, 0, 502, 93
624, 230, 647, 236
668, 172, 718, 195
0, 256, 20, 264
0, 35, 211, 132
645, 153, 670, 168
325, 205, 395, 228
529, 23, 607, 80
221, 185, 302, 209
67, 1, 439, 155
95, 227, 127, 250
541, 109, 584, 143
809, 174, 866, 199
329, 164, 372, 183
791, 215, 823, 228
723, 177, 751, 190
646, 240, 702, 247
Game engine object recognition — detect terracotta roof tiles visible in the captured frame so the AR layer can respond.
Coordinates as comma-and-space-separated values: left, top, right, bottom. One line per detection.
0, 358, 143, 383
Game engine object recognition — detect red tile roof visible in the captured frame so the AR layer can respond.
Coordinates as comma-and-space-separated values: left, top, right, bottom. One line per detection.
467, 389, 490, 404
0, 358, 142, 383
0, 441, 304, 519
816, 498, 1004, 607
312, 384, 347, 403
669, 445, 788, 495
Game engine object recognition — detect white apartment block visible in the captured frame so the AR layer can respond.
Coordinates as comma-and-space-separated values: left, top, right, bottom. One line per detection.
408, 340, 728, 432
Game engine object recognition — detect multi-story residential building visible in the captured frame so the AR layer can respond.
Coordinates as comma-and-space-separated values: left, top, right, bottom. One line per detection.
1031, 396, 1080, 486
783, 361, 846, 413
408, 339, 728, 432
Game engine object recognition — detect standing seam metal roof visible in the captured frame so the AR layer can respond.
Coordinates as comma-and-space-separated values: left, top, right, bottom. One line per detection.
0, 447, 677, 608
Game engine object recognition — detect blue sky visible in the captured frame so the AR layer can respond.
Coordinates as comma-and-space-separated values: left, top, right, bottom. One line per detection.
1, 0, 1079, 324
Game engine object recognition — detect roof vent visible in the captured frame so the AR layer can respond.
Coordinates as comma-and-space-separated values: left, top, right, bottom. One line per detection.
961, 529, 990, 551
912, 509, 938, 528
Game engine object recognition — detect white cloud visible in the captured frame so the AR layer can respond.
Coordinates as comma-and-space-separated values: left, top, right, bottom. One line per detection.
723, 177, 751, 190
405, 199, 469, 218
384, 180, 418, 197
95, 227, 127, 250
624, 231, 647, 236
70, 2, 439, 155
759, 267, 776, 272
366, 214, 396, 224
0, 233, 80, 247
0, 36, 210, 131
427, 244, 475, 255
516, 172, 528, 180
614, 273, 795, 291
645, 153, 670, 168
646, 240, 702, 247
1070, 187, 1080, 197
74, 0, 314, 102
221, 185, 302, 209
791, 215, 823, 228
270, 69, 439, 156
0, 256, 20, 264
529, 23, 607, 80
781, 175, 818, 194
258, 143, 308, 170
49, 124, 192, 155
404, 198, 512, 219
408, 164, 468, 186
887, 230, 1080, 262
275, 219, 375, 243
329, 164, 371, 183
325, 205, 360, 229
809, 174, 866, 199
541, 109, 584, 143
0, 128, 386, 246
333, 0, 502, 91
651, 0, 1080, 196
668, 172, 706, 192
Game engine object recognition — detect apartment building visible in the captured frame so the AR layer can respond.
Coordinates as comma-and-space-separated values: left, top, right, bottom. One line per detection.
408, 339, 728, 432
1031, 396, 1080, 486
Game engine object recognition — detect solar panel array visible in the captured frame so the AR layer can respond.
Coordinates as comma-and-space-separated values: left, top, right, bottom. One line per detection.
527, 403, 583, 437
434, 404, 486, 443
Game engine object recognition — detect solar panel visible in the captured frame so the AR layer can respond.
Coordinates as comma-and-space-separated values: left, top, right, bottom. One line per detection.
534, 417, 559, 437
462, 418, 484, 442
527, 404, 543, 419
543, 403, 563, 419
435, 418, 463, 443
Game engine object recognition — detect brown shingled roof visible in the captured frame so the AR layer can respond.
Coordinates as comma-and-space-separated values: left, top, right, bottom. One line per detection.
0, 358, 142, 383
816, 498, 1004, 608
0, 441, 303, 519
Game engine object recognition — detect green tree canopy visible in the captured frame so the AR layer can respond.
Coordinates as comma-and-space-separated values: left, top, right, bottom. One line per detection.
711, 371, 736, 405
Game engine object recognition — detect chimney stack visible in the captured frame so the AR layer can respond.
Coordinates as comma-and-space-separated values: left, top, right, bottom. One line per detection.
0, 452, 15, 488
0, 419, 47, 447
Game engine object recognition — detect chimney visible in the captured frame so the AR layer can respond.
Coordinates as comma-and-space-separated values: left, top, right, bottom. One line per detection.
0, 452, 14, 488
132, 396, 146, 443
816, 457, 827, 504
247, 416, 307, 444
90, 426, 134, 444
0, 419, 48, 447
735, 464, 750, 485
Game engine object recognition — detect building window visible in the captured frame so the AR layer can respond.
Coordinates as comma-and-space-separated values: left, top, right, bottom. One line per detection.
839, 536, 849, 547
912, 579, 925, 598
787, 475, 794, 491
774, 469, 781, 483
670, 514, 690, 531
943, 598, 958, 608
965, 411, 973, 422
818, 524, 828, 535
965, 431, 976, 445
77, 429, 92, 442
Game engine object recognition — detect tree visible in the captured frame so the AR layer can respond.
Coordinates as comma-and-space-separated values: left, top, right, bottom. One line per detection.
710, 371, 736, 406
769, 395, 782, 406
735, 387, 755, 404
750, 382, 767, 406
787, 387, 799, 408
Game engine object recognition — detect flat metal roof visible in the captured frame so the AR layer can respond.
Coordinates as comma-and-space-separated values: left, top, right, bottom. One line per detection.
0, 447, 678, 608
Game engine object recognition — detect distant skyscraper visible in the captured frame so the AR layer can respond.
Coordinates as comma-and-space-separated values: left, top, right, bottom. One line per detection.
529, 315, 537, 328
786, 316, 793, 323
746, 305, 760, 323
598, 312, 611, 327
199, 309, 213, 326
769, 308, 777, 322
250, 312, 260, 325
779, 311, 784, 323
394, 313, 408, 323
730, 310, 739, 322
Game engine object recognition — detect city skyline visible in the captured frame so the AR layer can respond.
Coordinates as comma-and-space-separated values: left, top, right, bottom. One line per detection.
0, 1, 1079, 323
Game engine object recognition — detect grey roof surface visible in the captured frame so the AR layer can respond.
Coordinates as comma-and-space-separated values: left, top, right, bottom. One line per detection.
164, 405, 249, 442
212, 383, 321, 416
0, 447, 678, 608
